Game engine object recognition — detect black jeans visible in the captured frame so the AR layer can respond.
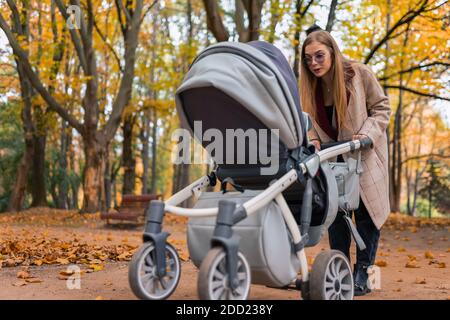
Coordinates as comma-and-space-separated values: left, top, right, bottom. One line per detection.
328, 199, 380, 268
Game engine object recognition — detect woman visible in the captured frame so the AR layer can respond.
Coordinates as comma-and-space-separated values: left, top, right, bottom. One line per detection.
300, 29, 391, 296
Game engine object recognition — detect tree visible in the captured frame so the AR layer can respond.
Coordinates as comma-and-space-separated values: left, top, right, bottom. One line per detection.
0, 0, 155, 212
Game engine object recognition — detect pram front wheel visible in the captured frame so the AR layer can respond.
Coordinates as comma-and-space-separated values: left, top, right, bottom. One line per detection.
197, 247, 251, 300
309, 250, 354, 300
128, 242, 181, 300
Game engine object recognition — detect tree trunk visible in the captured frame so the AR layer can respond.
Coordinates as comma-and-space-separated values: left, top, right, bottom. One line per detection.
267, 0, 281, 43
140, 114, 150, 194
122, 115, 136, 195
82, 138, 105, 213
104, 145, 112, 210
150, 110, 158, 194
30, 132, 47, 207
203, 0, 230, 42
325, 0, 338, 32
57, 120, 69, 209
8, 63, 34, 211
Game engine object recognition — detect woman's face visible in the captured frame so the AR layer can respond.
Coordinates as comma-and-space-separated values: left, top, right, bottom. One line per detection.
304, 41, 333, 78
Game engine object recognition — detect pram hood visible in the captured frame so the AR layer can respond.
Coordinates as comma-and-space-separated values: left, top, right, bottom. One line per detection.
175, 41, 306, 150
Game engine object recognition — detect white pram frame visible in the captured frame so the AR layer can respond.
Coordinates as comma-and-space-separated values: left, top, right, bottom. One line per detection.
128, 139, 371, 301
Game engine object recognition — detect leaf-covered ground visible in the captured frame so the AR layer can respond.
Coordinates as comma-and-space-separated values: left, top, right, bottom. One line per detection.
0, 208, 448, 300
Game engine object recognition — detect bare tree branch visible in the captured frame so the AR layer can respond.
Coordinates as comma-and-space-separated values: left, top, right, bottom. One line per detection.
402, 151, 450, 165
326, 0, 338, 32
384, 84, 450, 101
203, 0, 229, 42
92, 17, 123, 73
379, 61, 450, 81
139, 0, 159, 27
364, 0, 430, 64
103, 0, 144, 142
54, 0, 88, 73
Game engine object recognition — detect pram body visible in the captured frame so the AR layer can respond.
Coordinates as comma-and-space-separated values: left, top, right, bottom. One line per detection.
128, 41, 372, 300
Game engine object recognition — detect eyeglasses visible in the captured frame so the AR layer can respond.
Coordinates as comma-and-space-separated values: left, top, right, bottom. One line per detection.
304, 52, 326, 66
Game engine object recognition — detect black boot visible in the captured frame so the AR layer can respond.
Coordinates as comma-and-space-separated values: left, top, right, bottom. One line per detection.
353, 264, 371, 296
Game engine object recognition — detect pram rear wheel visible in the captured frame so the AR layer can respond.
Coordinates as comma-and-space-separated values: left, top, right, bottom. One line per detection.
197, 247, 251, 300
309, 250, 354, 300
128, 242, 181, 300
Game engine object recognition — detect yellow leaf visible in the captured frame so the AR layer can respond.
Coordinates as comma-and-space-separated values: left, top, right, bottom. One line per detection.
17, 270, 30, 279
397, 247, 406, 252
33, 260, 43, 266
56, 258, 70, 265
89, 264, 104, 272
424, 251, 434, 259
407, 255, 417, 261
178, 250, 189, 262
415, 278, 426, 284
25, 278, 43, 284
59, 270, 75, 277
405, 260, 420, 268
375, 260, 387, 267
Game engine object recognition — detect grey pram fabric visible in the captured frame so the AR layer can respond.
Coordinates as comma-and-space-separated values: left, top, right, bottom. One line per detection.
175, 41, 305, 150
329, 152, 363, 211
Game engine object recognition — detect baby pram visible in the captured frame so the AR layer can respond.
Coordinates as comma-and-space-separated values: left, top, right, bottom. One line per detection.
128, 41, 372, 300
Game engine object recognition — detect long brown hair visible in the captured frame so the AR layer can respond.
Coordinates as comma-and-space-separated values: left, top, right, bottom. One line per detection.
300, 31, 355, 130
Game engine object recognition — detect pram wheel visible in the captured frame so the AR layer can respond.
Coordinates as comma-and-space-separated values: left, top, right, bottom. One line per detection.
309, 250, 354, 300
197, 247, 251, 300
128, 242, 181, 300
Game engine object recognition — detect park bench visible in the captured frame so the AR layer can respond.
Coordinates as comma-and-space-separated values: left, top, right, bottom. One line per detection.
100, 194, 162, 224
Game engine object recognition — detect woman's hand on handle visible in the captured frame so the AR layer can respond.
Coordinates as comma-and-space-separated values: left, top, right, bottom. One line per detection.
310, 139, 321, 151
353, 134, 373, 149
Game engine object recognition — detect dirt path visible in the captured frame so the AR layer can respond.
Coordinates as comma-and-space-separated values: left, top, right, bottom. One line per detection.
0, 210, 448, 300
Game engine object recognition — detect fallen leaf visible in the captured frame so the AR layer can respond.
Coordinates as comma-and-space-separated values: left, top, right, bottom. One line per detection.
178, 250, 189, 262
95, 296, 104, 300
375, 260, 387, 267
59, 270, 75, 277
424, 251, 434, 259
397, 247, 406, 252
397, 279, 403, 282
407, 255, 417, 261
405, 260, 420, 268
393, 288, 401, 292
33, 260, 43, 266
25, 278, 43, 284
17, 270, 30, 279
12, 281, 27, 287
56, 258, 70, 265
89, 264, 104, 272
415, 278, 426, 284
437, 262, 446, 268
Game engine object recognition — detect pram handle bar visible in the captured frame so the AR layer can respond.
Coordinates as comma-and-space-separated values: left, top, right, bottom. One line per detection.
322, 137, 373, 151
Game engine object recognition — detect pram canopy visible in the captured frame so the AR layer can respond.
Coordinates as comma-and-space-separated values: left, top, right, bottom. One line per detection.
175, 41, 307, 152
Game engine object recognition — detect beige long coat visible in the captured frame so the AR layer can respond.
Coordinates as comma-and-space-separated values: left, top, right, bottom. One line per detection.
308, 63, 392, 229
